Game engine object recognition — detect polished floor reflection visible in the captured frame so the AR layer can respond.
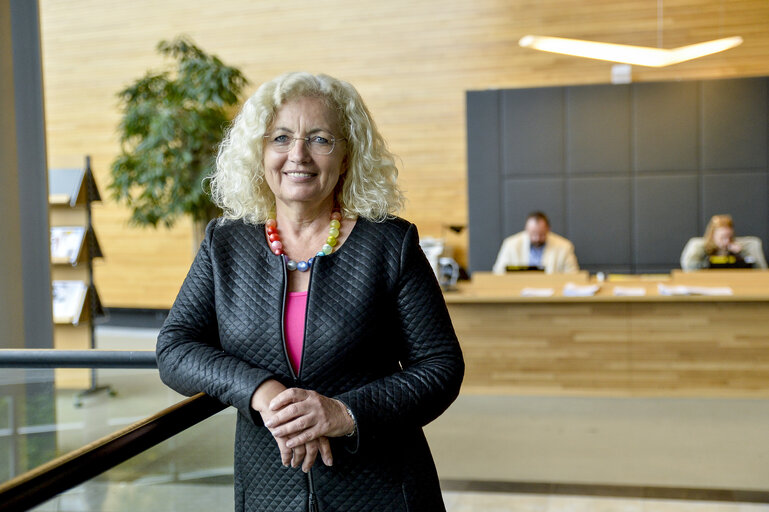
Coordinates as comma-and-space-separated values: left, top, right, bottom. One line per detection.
25, 326, 769, 511
30, 484, 769, 512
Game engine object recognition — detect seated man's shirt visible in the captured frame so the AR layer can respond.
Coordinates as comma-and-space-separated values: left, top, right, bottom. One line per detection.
529, 244, 545, 268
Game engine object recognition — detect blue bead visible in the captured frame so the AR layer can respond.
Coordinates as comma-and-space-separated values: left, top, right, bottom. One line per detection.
308, 257, 314, 266
316, 251, 325, 257
297, 260, 310, 272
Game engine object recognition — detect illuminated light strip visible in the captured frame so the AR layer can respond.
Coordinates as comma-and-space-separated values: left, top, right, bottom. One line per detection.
519, 35, 743, 67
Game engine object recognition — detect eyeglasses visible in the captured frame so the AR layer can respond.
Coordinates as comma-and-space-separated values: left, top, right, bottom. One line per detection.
263, 132, 345, 156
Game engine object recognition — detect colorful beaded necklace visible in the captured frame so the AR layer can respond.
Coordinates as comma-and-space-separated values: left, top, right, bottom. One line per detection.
265, 210, 342, 272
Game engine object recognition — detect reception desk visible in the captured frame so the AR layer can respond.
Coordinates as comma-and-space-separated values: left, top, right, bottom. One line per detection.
445, 270, 769, 397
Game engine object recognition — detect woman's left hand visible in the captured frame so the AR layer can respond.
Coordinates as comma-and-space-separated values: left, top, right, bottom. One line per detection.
264, 388, 355, 448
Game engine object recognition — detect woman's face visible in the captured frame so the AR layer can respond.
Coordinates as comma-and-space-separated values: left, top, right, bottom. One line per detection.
713, 226, 734, 250
263, 96, 346, 212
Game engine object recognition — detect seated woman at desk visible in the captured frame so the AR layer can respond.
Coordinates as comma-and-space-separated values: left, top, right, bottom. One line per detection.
680, 214, 767, 270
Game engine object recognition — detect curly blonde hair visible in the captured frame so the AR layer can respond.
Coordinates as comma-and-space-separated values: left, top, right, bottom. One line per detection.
209, 72, 404, 224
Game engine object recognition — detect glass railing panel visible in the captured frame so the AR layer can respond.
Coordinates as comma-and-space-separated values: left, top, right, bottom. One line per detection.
29, 407, 236, 512
0, 367, 185, 484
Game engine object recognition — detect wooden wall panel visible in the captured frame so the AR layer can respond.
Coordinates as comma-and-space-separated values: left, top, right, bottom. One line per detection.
38, 0, 769, 308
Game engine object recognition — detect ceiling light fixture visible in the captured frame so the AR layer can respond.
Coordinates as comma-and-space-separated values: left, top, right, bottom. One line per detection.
518, 35, 743, 67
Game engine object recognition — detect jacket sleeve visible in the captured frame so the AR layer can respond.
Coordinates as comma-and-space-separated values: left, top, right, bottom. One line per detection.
156, 220, 278, 424
562, 242, 580, 273
491, 238, 510, 274
334, 223, 465, 449
680, 238, 707, 271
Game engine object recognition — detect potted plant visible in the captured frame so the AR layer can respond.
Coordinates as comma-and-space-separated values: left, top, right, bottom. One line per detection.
109, 36, 248, 245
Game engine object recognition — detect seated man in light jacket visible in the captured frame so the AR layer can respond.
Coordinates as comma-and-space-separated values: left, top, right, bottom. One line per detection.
492, 211, 579, 274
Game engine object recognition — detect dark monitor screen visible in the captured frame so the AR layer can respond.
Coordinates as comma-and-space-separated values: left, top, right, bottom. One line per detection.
705, 255, 754, 269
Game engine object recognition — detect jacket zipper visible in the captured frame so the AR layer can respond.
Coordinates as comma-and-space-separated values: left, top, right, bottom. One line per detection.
278, 255, 318, 511
279, 257, 297, 382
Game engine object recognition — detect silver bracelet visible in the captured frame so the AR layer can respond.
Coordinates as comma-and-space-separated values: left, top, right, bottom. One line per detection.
344, 405, 357, 438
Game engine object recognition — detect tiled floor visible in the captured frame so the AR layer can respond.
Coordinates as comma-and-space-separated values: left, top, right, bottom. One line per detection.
31, 484, 769, 512
443, 492, 769, 512
24, 326, 769, 511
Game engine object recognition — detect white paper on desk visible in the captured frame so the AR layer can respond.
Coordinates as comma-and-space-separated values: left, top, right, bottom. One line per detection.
563, 283, 600, 297
657, 284, 733, 296
520, 287, 555, 297
613, 286, 647, 296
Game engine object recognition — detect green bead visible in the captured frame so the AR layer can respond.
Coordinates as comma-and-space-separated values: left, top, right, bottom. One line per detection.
327, 236, 337, 246
328, 227, 340, 238
322, 244, 333, 255
330, 219, 341, 229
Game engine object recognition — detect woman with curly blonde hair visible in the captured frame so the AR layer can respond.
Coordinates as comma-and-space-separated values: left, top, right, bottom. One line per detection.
210, 71, 404, 224
157, 72, 464, 512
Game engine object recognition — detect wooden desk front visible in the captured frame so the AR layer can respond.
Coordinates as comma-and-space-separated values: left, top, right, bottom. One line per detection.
445, 271, 769, 397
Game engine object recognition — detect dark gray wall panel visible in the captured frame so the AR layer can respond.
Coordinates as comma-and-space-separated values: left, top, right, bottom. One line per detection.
568, 177, 631, 266
702, 172, 769, 247
467, 77, 769, 274
634, 81, 699, 172
502, 178, 565, 237
702, 78, 768, 170
634, 175, 699, 265
467, 90, 503, 272
501, 87, 564, 176
567, 84, 631, 174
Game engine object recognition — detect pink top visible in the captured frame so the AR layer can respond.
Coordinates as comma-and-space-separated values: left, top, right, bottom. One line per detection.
284, 291, 308, 374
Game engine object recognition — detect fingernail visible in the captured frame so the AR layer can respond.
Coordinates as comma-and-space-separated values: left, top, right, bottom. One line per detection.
286, 441, 294, 448
264, 419, 274, 427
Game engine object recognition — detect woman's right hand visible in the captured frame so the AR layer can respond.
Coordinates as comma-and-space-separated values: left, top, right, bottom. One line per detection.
251, 379, 333, 472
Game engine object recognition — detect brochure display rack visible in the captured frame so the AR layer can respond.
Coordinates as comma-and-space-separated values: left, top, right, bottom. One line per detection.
49, 157, 108, 402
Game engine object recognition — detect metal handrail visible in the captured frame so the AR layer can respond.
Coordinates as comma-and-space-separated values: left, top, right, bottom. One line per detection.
0, 392, 226, 511
0, 349, 157, 368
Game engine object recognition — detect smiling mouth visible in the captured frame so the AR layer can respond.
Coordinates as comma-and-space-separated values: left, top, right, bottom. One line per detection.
284, 171, 317, 178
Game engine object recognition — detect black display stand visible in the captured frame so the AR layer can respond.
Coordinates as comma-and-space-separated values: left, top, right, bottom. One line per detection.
49, 156, 111, 406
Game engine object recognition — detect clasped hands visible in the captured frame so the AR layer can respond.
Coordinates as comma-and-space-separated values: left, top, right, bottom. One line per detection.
251, 379, 354, 473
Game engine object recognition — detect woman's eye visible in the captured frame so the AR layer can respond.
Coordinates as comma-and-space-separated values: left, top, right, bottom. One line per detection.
273, 134, 290, 143
311, 136, 330, 145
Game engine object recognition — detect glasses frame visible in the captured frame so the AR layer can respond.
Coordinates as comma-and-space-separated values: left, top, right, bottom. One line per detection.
263, 133, 346, 156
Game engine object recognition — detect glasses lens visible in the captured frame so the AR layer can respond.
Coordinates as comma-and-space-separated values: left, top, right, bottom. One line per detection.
267, 134, 293, 152
308, 136, 335, 155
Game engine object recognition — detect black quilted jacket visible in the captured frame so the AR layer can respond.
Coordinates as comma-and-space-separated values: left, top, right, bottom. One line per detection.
156, 216, 464, 512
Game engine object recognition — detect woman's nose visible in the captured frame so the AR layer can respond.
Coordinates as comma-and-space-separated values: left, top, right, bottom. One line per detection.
289, 138, 310, 161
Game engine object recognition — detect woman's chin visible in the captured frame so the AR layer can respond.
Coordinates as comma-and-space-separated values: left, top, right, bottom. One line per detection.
277, 191, 335, 208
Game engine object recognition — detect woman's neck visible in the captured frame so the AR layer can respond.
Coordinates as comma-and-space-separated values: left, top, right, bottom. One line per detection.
273, 200, 335, 238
